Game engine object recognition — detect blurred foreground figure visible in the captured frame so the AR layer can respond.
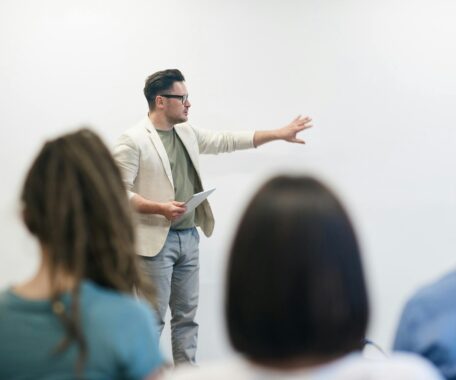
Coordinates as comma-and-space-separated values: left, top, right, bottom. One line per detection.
0, 129, 163, 380
165, 175, 442, 380
394, 270, 456, 379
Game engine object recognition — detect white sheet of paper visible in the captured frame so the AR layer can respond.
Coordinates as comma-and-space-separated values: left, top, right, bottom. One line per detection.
183, 188, 216, 215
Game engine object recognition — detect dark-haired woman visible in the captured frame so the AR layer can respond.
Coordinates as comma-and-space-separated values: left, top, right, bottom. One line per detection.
166, 176, 442, 379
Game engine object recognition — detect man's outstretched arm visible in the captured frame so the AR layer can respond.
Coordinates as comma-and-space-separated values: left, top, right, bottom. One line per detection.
253, 115, 313, 147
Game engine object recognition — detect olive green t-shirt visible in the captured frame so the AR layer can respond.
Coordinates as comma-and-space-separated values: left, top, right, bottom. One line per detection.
156, 128, 197, 229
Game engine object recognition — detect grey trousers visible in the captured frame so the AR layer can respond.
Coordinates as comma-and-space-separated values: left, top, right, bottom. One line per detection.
140, 227, 200, 365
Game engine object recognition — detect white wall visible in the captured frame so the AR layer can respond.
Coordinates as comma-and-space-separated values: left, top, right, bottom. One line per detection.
1, 0, 456, 363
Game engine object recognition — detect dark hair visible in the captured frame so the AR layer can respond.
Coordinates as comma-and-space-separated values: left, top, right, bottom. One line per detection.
226, 175, 369, 363
144, 69, 185, 110
21, 128, 155, 372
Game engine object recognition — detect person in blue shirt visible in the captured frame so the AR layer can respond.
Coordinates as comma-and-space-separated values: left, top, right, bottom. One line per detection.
0, 129, 164, 380
394, 271, 456, 380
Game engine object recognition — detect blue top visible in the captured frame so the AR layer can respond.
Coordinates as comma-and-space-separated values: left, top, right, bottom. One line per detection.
394, 271, 456, 380
0, 280, 163, 380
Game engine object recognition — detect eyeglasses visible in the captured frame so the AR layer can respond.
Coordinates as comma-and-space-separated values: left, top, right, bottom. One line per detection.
158, 94, 189, 104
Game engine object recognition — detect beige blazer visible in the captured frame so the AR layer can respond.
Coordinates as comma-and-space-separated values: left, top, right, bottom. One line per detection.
113, 117, 255, 257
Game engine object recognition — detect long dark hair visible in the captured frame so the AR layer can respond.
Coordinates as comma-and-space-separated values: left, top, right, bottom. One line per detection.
226, 175, 369, 363
21, 128, 154, 372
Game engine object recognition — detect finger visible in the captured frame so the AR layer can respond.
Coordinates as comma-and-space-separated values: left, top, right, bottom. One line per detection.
293, 123, 313, 133
171, 204, 185, 212
171, 214, 183, 221
299, 122, 313, 130
297, 118, 312, 126
292, 138, 305, 144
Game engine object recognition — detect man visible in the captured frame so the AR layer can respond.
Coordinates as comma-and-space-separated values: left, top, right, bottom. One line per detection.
113, 69, 313, 365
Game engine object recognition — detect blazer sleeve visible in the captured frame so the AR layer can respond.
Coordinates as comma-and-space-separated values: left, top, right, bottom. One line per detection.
112, 134, 140, 200
192, 127, 255, 154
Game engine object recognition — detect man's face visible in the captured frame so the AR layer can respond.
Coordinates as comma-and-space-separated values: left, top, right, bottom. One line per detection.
160, 81, 191, 124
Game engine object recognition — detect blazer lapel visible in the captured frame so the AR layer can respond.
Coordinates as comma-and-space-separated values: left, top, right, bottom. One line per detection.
144, 119, 174, 187
175, 124, 200, 175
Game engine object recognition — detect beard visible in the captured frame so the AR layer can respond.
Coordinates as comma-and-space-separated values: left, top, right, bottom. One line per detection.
168, 113, 188, 125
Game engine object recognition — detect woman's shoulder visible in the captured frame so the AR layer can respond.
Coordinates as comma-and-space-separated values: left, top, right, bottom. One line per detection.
80, 281, 153, 318
163, 353, 443, 380
332, 352, 443, 380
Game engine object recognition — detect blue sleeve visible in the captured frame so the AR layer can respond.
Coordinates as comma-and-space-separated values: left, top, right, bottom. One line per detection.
393, 298, 421, 351
118, 301, 164, 380
393, 296, 444, 363
393, 297, 456, 379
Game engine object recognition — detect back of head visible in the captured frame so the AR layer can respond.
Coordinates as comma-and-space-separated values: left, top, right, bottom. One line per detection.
226, 175, 369, 363
21, 128, 153, 370
144, 68, 185, 110
22, 128, 146, 294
